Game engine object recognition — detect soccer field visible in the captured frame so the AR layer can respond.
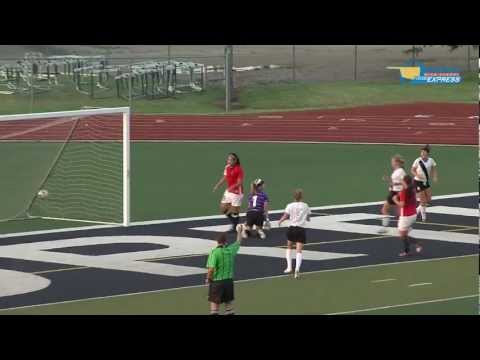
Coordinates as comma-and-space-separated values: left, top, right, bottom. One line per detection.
0, 141, 477, 315
0, 142, 476, 234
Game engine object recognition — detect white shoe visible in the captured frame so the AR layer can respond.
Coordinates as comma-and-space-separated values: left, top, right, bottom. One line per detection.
284, 268, 292, 274
241, 229, 248, 239
294, 271, 300, 279
257, 229, 266, 239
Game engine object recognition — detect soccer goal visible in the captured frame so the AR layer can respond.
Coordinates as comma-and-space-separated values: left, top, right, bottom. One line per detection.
0, 107, 130, 227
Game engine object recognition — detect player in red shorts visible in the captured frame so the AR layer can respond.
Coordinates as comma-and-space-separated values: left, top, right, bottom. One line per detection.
213, 153, 244, 232
393, 175, 422, 257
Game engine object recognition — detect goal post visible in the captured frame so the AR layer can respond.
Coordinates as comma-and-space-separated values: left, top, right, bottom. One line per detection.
0, 107, 131, 227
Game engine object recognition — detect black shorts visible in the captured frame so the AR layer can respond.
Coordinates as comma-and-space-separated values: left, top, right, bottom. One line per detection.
386, 191, 399, 205
414, 180, 430, 193
286, 226, 306, 244
246, 210, 264, 227
208, 279, 234, 304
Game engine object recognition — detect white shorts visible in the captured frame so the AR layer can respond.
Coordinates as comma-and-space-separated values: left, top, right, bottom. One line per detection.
221, 191, 243, 207
398, 214, 417, 232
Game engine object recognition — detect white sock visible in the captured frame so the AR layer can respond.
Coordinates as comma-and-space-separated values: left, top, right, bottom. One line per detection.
285, 248, 292, 270
382, 217, 390, 227
416, 205, 421, 214
295, 252, 303, 272
419, 205, 426, 220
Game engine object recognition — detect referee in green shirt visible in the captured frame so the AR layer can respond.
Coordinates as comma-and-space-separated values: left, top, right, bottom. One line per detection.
206, 224, 244, 315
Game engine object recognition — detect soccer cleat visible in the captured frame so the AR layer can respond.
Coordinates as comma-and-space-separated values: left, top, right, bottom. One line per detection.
415, 245, 423, 253
257, 229, 266, 239
398, 252, 410, 257
284, 268, 292, 274
294, 271, 300, 279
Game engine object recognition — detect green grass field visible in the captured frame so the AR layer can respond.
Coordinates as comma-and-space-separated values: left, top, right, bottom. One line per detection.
0, 142, 476, 234
0, 73, 477, 115
2, 256, 477, 315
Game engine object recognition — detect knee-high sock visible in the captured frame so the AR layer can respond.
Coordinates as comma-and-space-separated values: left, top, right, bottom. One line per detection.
403, 237, 410, 253
295, 252, 303, 272
419, 205, 426, 220
285, 248, 292, 270
382, 217, 390, 227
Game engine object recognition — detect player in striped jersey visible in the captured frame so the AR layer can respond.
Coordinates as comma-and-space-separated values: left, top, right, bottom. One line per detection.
241, 178, 270, 239
411, 145, 438, 222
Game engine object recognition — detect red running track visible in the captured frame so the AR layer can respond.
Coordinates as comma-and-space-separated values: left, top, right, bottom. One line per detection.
0, 103, 478, 145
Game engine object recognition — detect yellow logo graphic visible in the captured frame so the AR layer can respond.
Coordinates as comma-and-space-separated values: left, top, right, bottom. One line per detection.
386, 66, 421, 80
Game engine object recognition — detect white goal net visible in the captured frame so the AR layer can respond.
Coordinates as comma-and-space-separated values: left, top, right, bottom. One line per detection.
0, 107, 130, 226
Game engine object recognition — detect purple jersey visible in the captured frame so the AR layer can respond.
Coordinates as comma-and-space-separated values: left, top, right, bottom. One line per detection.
247, 191, 269, 212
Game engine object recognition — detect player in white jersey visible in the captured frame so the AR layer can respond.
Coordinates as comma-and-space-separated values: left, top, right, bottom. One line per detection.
278, 189, 311, 279
379, 155, 406, 233
411, 145, 438, 222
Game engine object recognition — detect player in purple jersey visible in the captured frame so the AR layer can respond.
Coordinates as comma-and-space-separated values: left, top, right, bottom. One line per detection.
241, 178, 270, 239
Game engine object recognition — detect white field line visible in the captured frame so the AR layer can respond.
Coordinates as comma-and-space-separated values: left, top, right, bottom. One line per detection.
0, 192, 476, 239
371, 278, 396, 283
0, 254, 476, 312
408, 282, 433, 287
326, 294, 478, 315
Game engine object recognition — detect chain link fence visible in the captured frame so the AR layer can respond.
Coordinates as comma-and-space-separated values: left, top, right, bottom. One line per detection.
0, 45, 477, 114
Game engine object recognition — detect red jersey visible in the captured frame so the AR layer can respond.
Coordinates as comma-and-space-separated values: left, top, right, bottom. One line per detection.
224, 164, 244, 194
399, 188, 416, 217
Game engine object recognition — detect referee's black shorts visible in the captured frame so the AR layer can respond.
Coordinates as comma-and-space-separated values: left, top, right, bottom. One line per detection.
286, 226, 306, 244
208, 279, 234, 304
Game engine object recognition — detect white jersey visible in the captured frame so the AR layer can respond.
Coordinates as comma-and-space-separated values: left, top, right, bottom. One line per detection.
412, 157, 437, 182
284, 201, 311, 227
390, 168, 407, 192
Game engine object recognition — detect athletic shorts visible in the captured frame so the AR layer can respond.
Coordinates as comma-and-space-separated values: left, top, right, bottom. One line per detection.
221, 191, 243, 207
414, 180, 430, 193
398, 214, 417, 232
246, 210, 264, 227
286, 226, 306, 244
208, 279, 234, 304
386, 191, 399, 206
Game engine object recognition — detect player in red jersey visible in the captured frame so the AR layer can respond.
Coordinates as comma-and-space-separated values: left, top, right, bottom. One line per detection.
213, 153, 244, 232
393, 175, 422, 257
